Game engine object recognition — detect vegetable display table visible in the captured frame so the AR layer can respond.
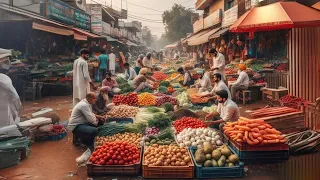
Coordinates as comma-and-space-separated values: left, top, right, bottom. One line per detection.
261, 88, 288, 101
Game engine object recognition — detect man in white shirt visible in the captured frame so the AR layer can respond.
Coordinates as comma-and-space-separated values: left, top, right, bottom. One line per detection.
170, 67, 194, 87
205, 90, 240, 129
230, 64, 250, 101
209, 49, 226, 81
124, 63, 137, 81
68, 92, 105, 164
108, 49, 116, 75
201, 73, 231, 101
191, 70, 212, 93
0, 72, 22, 137
73, 49, 97, 107
142, 52, 153, 72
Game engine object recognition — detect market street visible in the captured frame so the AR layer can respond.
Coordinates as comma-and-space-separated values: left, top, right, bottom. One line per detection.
1, 0, 320, 179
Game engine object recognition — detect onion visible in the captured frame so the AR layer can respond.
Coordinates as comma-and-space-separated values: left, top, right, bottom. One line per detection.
216, 140, 223, 146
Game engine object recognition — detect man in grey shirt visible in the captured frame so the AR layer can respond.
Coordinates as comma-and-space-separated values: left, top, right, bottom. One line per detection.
68, 92, 105, 164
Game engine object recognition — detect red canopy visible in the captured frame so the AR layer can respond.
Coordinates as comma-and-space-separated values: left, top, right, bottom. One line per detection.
230, 2, 320, 32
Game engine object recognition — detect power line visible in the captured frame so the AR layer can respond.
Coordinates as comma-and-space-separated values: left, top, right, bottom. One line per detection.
126, 1, 164, 13
128, 14, 162, 21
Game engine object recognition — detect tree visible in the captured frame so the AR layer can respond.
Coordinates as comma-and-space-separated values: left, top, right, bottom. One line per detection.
162, 4, 193, 43
142, 26, 153, 47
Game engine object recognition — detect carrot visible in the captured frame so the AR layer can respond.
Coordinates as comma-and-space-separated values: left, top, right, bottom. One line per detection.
251, 128, 260, 133
244, 131, 249, 141
235, 125, 251, 131
247, 123, 260, 128
254, 119, 265, 124
265, 128, 281, 135
236, 133, 243, 139
257, 137, 263, 142
246, 138, 259, 145
264, 123, 272, 128
263, 139, 280, 144
279, 139, 287, 143
236, 138, 243, 143
252, 132, 262, 139
239, 121, 249, 125
248, 132, 257, 142
262, 136, 272, 140
263, 134, 279, 139
278, 135, 285, 140
228, 130, 244, 134
257, 125, 266, 130
259, 130, 267, 135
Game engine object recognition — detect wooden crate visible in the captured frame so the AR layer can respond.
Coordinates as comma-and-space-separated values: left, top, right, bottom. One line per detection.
261, 111, 305, 134
142, 147, 194, 179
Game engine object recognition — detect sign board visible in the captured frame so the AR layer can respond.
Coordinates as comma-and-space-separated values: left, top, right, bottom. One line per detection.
46, 0, 91, 30
88, 4, 102, 34
204, 9, 222, 29
102, 22, 111, 35
193, 17, 204, 33
121, 9, 128, 19
222, 5, 238, 27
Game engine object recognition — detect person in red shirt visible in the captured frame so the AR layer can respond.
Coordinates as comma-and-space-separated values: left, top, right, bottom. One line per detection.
101, 72, 119, 98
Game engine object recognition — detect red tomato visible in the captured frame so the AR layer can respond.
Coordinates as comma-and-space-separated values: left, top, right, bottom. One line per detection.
114, 160, 119, 165
111, 155, 117, 160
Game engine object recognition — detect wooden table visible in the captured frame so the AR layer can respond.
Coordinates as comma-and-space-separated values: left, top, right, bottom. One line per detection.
261, 88, 289, 100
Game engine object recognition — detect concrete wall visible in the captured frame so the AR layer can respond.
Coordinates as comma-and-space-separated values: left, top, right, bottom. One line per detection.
0, 0, 40, 14
209, 0, 224, 14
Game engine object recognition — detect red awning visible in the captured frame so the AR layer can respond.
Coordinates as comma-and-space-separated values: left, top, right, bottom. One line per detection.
72, 28, 102, 38
32, 22, 73, 36
230, 2, 320, 32
74, 31, 87, 41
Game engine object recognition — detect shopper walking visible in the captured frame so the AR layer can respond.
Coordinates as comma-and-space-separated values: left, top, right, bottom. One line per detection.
73, 49, 96, 106
108, 49, 116, 75
98, 49, 108, 81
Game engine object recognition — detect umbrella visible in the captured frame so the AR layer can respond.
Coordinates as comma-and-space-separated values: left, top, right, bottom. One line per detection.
230, 2, 320, 32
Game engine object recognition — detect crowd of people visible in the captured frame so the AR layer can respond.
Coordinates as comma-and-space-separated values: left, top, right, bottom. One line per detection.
0, 45, 251, 165
67, 46, 251, 164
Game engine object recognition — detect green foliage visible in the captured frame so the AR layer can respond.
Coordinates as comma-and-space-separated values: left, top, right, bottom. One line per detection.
161, 102, 174, 112
159, 81, 170, 87
162, 4, 194, 42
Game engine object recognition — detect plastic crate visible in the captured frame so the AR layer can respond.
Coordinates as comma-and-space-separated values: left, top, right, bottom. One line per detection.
35, 131, 67, 142
142, 148, 194, 179
87, 148, 142, 176
189, 147, 244, 179
229, 140, 289, 163
0, 149, 21, 169
106, 118, 134, 124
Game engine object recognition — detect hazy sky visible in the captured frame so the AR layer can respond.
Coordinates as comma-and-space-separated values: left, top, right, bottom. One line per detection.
87, 0, 198, 38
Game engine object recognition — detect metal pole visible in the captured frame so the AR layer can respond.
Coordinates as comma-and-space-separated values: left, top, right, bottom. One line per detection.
121, 0, 122, 10
111, 0, 112, 7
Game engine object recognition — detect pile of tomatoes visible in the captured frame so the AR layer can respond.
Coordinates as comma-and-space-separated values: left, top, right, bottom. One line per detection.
152, 71, 169, 81
89, 141, 141, 165
113, 93, 138, 106
173, 117, 207, 134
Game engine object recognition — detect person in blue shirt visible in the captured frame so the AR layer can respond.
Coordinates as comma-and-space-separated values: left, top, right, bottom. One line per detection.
98, 49, 108, 82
